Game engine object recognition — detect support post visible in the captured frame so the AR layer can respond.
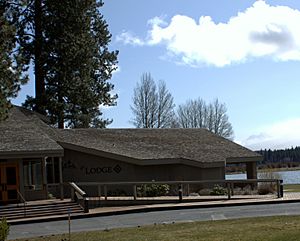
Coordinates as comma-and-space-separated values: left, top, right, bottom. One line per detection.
227, 182, 231, 200
280, 180, 284, 198
51, 157, 55, 183
84, 198, 89, 213
104, 185, 107, 201
70, 188, 75, 201
59, 157, 64, 200
98, 185, 101, 199
246, 162, 257, 189
178, 184, 183, 202
187, 184, 190, 196
277, 179, 280, 198
42, 157, 48, 199
133, 185, 137, 201
246, 162, 257, 179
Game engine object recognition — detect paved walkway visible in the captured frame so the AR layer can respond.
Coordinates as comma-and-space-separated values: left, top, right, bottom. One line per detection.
9, 202, 300, 240
8, 192, 300, 224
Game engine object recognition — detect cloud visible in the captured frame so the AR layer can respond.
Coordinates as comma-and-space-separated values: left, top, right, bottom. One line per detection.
116, 32, 145, 46
240, 118, 300, 150
117, 1, 300, 67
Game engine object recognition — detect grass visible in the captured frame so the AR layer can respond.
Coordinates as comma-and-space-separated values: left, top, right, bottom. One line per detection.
258, 166, 300, 172
12, 215, 300, 241
284, 184, 300, 192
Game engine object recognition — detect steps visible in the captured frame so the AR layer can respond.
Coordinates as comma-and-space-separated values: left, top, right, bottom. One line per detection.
0, 201, 84, 220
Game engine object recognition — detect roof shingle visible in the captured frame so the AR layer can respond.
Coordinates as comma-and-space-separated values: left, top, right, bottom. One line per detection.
0, 107, 261, 165
0, 107, 63, 157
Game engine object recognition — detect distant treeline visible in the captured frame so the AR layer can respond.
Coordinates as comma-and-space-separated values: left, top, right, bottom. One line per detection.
227, 147, 300, 173
256, 147, 300, 164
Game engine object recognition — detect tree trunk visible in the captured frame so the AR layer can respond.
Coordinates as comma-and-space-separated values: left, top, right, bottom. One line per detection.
34, 0, 45, 114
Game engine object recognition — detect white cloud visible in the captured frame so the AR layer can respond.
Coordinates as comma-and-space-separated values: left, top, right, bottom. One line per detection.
116, 32, 145, 46
117, 1, 300, 67
239, 118, 300, 150
147, 16, 167, 27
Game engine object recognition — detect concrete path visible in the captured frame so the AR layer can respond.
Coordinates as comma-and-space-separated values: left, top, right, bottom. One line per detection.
8, 192, 300, 225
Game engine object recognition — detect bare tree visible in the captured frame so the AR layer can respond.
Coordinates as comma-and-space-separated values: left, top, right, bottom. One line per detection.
209, 99, 234, 139
131, 73, 175, 128
177, 98, 207, 128
157, 80, 176, 128
177, 98, 234, 139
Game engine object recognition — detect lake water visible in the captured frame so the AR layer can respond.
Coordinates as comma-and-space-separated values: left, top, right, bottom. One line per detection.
226, 170, 300, 184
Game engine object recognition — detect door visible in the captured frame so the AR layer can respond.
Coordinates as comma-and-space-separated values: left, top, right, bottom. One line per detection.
0, 163, 19, 204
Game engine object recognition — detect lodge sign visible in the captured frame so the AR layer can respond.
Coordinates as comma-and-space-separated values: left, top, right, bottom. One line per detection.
83, 164, 122, 175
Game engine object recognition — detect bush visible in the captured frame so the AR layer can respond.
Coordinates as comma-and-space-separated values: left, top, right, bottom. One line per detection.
258, 184, 275, 195
107, 189, 127, 196
198, 188, 211, 196
137, 184, 170, 197
233, 185, 257, 195
0, 218, 9, 241
210, 185, 227, 196
258, 171, 282, 195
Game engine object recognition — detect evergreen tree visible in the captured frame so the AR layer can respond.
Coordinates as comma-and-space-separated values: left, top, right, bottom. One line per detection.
15, 0, 118, 128
41, 0, 118, 128
0, 2, 28, 120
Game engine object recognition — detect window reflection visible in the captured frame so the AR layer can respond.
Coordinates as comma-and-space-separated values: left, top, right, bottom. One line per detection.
23, 160, 43, 190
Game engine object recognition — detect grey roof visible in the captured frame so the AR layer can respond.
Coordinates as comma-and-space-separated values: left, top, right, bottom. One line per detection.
0, 107, 63, 158
0, 107, 261, 166
56, 128, 261, 167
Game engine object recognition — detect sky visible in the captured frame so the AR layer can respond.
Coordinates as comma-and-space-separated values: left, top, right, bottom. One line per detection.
12, 0, 300, 151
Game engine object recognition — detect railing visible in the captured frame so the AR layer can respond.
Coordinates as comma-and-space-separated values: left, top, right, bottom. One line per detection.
68, 182, 89, 213
17, 190, 26, 217
56, 179, 283, 210
74, 179, 284, 206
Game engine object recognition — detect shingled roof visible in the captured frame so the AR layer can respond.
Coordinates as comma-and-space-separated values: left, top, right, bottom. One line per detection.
56, 128, 261, 168
0, 107, 261, 167
0, 107, 63, 158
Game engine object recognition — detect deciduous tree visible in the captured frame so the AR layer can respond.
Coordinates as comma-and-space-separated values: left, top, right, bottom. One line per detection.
177, 98, 234, 139
131, 73, 175, 128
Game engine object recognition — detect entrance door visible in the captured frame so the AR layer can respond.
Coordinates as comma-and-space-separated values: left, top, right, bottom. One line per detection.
0, 163, 19, 204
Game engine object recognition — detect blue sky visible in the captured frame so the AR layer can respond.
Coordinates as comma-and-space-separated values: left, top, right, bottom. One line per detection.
13, 0, 300, 150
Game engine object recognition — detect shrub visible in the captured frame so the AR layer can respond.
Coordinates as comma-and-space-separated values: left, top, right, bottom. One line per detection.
258, 171, 282, 195
233, 185, 257, 195
0, 218, 9, 241
198, 188, 211, 196
258, 184, 275, 195
210, 185, 227, 196
137, 184, 170, 197
107, 189, 127, 196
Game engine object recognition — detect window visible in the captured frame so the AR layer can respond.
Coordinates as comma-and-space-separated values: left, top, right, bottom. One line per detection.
46, 157, 60, 184
23, 160, 43, 190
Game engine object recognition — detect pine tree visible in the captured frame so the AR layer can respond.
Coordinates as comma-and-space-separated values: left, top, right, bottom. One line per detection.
16, 0, 118, 128
50, 0, 118, 128
0, 2, 28, 120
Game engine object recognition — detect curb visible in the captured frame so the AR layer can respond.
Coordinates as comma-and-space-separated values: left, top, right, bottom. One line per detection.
9, 198, 300, 225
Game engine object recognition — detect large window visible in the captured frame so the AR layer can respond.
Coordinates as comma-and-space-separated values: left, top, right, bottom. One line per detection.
46, 157, 60, 184
23, 160, 43, 190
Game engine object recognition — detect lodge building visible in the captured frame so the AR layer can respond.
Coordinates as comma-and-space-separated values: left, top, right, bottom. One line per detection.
0, 106, 262, 203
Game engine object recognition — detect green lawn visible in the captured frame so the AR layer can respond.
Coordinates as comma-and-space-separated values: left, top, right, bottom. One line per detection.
13, 215, 300, 241
284, 184, 300, 192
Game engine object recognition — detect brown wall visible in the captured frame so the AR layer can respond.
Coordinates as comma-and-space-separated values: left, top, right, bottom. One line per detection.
62, 149, 225, 183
